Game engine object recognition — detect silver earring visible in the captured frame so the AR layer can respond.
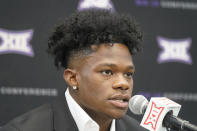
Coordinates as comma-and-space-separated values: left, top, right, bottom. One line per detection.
73, 86, 77, 90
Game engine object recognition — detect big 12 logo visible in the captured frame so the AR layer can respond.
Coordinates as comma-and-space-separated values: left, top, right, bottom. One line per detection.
141, 97, 181, 131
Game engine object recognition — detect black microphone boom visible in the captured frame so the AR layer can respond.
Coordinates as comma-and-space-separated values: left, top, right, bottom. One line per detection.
163, 111, 197, 131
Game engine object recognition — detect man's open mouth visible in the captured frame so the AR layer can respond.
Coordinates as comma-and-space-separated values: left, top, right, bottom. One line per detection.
108, 94, 130, 108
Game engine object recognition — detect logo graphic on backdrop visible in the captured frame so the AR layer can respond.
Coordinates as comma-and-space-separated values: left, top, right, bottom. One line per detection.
135, 0, 197, 10
78, 0, 115, 11
0, 86, 58, 96
138, 91, 197, 102
135, 0, 160, 7
157, 36, 192, 65
0, 28, 34, 57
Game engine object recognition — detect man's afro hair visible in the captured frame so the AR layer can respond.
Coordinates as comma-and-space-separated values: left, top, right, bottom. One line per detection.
47, 9, 143, 69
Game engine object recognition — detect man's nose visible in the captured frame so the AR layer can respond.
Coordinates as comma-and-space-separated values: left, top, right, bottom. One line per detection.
112, 74, 131, 90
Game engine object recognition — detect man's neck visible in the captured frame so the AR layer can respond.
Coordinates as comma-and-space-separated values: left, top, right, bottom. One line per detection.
70, 89, 114, 131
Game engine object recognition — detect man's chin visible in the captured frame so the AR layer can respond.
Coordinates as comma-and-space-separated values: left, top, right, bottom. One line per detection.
109, 109, 128, 119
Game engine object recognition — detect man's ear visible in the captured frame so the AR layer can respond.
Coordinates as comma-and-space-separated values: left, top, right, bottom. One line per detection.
63, 69, 78, 87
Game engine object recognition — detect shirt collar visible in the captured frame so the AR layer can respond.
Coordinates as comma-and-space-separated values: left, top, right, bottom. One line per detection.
65, 88, 116, 131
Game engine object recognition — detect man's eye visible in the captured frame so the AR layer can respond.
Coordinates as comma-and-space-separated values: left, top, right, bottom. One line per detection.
101, 70, 113, 75
124, 72, 134, 78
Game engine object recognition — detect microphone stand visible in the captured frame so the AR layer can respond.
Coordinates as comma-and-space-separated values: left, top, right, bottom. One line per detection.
163, 112, 197, 131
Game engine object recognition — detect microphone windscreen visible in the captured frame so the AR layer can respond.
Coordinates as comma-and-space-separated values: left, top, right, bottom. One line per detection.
129, 95, 148, 115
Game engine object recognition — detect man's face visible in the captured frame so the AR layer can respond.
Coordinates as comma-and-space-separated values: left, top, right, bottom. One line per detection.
75, 43, 135, 119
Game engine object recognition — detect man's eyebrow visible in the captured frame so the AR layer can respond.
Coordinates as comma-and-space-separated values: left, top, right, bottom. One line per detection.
97, 63, 135, 69
128, 65, 135, 70
97, 63, 117, 67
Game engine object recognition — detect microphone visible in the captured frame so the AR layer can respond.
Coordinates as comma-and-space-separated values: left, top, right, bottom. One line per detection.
129, 95, 197, 131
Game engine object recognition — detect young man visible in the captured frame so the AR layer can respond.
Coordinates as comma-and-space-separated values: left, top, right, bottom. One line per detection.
1, 9, 146, 131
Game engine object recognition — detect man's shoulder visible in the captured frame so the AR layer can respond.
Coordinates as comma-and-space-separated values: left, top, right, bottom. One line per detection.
117, 115, 147, 131
0, 104, 53, 131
